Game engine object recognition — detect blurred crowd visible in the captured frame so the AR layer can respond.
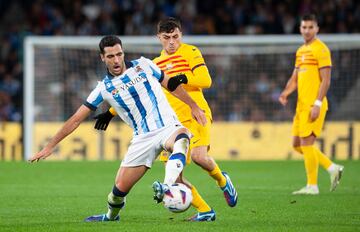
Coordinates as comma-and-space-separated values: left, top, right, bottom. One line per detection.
0, 0, 360, 122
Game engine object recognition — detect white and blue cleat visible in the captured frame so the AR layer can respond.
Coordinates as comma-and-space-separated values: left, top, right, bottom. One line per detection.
188, 209, 216, 222
221, 172, 238, 207
84, 214, 119, 222
152, 181, 169, 203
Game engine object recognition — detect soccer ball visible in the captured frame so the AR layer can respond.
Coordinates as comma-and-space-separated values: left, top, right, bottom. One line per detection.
163, 183, 193, 213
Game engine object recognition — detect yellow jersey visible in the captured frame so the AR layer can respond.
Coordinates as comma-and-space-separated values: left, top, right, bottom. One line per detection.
295, 38, 331, 110
153, 43, 212, 122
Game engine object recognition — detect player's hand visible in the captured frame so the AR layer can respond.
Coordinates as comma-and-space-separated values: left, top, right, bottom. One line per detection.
28, 147, 52, 163
94, 110, 114, 130
191, 106, 207, 126
310, 105, 320, 122
278, 93, 288, 106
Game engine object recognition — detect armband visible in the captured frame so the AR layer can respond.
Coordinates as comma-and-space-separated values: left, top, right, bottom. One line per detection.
167, 74, 188, 91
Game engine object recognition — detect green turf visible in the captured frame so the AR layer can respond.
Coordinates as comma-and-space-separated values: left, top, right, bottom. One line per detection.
0, 160, 359, 232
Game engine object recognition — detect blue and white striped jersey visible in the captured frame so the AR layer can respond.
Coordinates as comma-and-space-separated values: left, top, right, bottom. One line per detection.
85, 57, 180, 135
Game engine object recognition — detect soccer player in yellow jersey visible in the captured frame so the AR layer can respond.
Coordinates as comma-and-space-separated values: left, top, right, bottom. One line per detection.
279, 14, 344, 195
94, 18, 238, 221
153, 18, 237, 219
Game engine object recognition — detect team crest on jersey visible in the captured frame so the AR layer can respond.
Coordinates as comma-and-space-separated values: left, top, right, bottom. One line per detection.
111, 89, 120, 97
135, 65, 144, 73
166, 63, 173, 70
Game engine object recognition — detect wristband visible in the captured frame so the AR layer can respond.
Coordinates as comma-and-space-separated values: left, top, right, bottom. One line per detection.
314, 100, 322, 107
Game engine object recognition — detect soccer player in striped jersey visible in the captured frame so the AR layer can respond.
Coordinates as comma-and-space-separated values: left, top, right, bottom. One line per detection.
94, 18, 238, 221
29, 35, 207, 222
279, 14, 344, 195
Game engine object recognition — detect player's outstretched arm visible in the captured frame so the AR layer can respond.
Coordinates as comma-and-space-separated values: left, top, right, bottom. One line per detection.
279, 68, 298, 106
93, 107, 116, 130
29, 105, 91, 162
161, 74, 207, 126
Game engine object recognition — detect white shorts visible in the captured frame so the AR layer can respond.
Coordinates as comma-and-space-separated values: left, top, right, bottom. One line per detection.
121, 124, 185, 168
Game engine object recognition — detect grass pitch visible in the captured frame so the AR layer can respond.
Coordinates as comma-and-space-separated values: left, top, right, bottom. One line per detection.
0, 160, 359, 232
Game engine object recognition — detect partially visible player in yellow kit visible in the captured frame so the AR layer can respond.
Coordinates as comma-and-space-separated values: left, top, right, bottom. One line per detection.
279, 14, 344, 195
153, 17, 238, 218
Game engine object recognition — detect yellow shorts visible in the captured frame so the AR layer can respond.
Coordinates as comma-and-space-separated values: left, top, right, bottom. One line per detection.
292, 107, 327, 138
159, 116, 212, 164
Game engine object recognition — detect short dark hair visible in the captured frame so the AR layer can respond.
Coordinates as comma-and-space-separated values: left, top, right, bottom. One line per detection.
301, 14, 318, 24
157, 17, 182, 34
99, 35, 122, 54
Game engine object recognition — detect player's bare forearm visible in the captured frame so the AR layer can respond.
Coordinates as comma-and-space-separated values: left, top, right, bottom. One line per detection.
171, 86, 207, 125
279, 69, 298, 105
283, 69, 298, 95
161, 75, 206, 125
47, 106, 90, 147
316, 67, 331, 101
29, 105, 91, 162
171, 85, 197, 108
161, 74, 197, 108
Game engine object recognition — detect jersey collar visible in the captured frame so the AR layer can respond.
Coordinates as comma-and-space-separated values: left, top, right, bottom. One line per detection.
106, 61, 134, 78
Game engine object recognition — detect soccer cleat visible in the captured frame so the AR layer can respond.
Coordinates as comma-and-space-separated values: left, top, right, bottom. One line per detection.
221, 172, 238, 207
84, 214, 119, 222
187, 209, 216, 222
152, 181, 169, 203
330, 165, 344, 192
292, 186, 319, 195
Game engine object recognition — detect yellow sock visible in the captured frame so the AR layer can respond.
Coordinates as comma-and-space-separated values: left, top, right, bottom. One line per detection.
294, 146, 303, 154
296, 146, 332, 170
209, 164, 227, 188
313, 147, 332, 170
301, 145, 319, 185
190, 185, 211, 213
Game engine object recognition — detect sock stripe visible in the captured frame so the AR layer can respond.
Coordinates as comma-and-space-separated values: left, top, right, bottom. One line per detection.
169, 153, 186, 166
175, 133, 189, 141
108, 201, 125, 209
112, 185, 128, 197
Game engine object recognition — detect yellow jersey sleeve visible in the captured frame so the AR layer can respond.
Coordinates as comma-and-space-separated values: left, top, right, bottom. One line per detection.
314, 44, 332, 68
184, 45, 211, 88
187, 46, 206, 71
